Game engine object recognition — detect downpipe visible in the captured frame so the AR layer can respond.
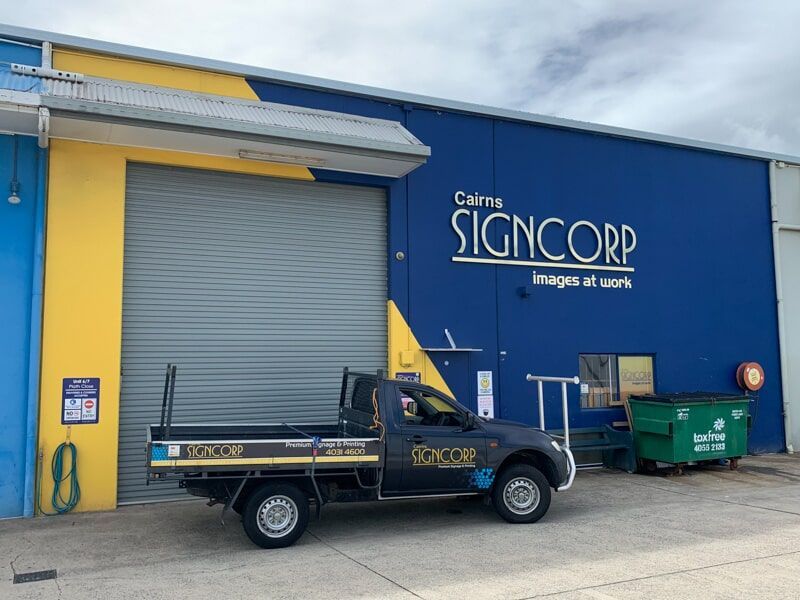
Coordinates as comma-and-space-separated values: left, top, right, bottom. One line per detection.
23, 145, 47, 517
770, 161, 795, 454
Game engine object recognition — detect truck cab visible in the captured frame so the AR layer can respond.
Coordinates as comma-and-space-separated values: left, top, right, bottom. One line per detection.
370, 377, 571, 498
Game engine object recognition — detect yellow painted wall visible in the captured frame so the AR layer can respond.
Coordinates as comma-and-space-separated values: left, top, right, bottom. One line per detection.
38, 140, 450, 512
387, 300, 454, 397
37, 140, 312, 513
53, 48, 259, 99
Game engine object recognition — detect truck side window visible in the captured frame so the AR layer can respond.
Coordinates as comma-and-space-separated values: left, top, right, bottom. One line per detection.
400, 388, 464, 427
350, 379, 378, 415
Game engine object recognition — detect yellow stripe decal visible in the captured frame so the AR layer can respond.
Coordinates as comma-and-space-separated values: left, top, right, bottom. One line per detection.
151, 455, 381, 467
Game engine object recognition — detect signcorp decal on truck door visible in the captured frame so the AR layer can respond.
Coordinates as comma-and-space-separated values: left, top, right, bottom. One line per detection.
411, 446, 477, 468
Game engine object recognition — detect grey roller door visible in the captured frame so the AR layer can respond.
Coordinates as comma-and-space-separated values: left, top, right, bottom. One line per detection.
118, 164, 387, 504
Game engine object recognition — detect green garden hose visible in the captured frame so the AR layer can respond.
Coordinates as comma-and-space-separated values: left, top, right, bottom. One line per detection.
37, 441, 80, 515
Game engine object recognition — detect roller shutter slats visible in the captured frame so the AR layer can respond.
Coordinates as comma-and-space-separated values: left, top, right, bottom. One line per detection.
117, 164, 387, 504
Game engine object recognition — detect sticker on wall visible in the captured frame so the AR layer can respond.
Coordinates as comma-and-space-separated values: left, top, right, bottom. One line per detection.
395, 372, 421, 383
62, 377, 100, 425
477, 371, 493, 395
477, 395, 495, 419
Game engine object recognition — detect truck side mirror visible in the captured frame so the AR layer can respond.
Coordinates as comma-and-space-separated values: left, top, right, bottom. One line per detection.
405, 400, 417, 416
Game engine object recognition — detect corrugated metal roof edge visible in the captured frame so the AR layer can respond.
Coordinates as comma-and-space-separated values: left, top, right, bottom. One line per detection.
2, 22, 799, 166
44, 73, 428, 146
42, 95, 432, 158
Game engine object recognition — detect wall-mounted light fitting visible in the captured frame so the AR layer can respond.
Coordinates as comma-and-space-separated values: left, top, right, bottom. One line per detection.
8, 180, 21, 205
7, 136, 21, 205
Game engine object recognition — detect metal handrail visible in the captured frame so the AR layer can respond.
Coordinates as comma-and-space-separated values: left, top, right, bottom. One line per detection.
525, 374, 580, 448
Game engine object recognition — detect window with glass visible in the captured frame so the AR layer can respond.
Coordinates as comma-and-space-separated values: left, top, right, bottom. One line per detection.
399, 388, 465, 427
579, 354, 654, 408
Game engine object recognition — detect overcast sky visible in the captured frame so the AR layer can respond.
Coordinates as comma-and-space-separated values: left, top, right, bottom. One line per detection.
3, 1, 799, 155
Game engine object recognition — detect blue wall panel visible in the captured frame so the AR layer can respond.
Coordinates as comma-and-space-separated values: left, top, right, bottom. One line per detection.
0, 135, 42, 518
492, 121, 781, 452
403, 109, 500, 413
0, 39, 41, 65
248, 81, 784, 453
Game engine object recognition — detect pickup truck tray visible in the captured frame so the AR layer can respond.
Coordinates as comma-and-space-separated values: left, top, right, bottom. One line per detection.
147, 423, 383, 474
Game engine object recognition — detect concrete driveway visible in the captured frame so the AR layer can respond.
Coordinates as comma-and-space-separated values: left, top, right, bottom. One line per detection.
2, 454, 800, 599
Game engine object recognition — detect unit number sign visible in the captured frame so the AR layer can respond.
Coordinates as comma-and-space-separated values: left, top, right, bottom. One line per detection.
62, 378, 100, 425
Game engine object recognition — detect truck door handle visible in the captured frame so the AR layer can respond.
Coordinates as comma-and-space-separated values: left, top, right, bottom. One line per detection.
406, 435, 426, 443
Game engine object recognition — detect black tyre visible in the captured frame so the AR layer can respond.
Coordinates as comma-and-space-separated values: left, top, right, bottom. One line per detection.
638, 458, 658, 474
242, 483, 310, 549
491, 464, 551, 524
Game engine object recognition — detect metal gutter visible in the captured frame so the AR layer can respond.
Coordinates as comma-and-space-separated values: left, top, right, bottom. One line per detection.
2, 23, 800, 165
23, 145, 47, 516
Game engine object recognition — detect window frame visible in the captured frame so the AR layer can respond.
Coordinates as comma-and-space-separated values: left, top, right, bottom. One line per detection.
578, 353, 656, 410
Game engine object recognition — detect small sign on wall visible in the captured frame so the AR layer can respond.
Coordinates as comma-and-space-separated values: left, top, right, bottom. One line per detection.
477, 371, 493, 395
477, 394, 495, 419
62, 378, 100, 425
476, 370, 494, 419
395, 372, 421, 383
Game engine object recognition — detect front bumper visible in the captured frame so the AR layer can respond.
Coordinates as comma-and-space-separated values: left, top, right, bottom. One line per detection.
556, 445, 576, 491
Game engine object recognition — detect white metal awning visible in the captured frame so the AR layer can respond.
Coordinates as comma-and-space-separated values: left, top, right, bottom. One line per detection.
0, 66, 430, 177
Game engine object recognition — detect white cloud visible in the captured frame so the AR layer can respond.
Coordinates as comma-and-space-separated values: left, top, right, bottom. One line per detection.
3, 0, 800, 155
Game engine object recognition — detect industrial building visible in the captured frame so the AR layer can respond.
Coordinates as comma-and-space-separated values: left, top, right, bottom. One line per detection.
0, 23, 797, 517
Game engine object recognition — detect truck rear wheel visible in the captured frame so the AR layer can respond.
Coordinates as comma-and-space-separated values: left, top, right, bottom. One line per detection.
242, 483, 309, 549
491, 464, 551, 524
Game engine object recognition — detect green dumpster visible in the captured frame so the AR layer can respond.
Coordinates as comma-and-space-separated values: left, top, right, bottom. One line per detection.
628, 392, 749, 465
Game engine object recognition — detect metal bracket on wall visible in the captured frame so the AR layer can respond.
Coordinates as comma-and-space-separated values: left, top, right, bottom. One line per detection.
11, 62, 84, 82
37, 107, 49, 148
421, 328, 483, 352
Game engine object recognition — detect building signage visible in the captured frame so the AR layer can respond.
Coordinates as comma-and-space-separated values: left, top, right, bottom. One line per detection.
619, 356, 655, 402
450, 191, 638, 288
62, 377, 100, 424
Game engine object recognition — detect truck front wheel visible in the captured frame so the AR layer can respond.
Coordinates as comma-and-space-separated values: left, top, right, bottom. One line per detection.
491, 464, 551, 524
242, 483, 310, 549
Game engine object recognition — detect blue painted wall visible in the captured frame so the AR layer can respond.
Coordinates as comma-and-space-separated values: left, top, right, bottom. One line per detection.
0, 36, 43, 518
0, 135, 43, 518
0, 39, 41, 64
249, 81, 784, 453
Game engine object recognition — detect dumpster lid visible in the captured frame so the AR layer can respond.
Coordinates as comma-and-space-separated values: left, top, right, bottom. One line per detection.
629, 391, 749, 404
